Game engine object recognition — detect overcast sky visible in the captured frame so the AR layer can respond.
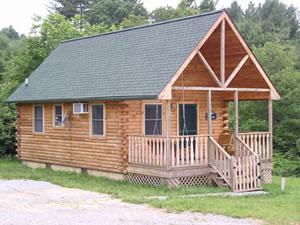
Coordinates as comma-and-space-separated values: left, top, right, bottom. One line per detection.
0, 0, 299, 35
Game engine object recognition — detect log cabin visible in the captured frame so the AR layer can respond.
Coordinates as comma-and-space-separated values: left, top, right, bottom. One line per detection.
7, 9, 280, 192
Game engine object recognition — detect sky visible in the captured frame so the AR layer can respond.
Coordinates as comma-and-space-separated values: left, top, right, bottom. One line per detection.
0, 0, 299, 35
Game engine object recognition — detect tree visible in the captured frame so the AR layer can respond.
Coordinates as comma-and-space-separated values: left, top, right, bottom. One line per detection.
226, 1, 243, 22
86, 0, 148, 27
0, 26, 19, 40
230, 0, 300, 47
151, 0, 198, 23
120, 14, 149, 29
50, 0, 93, 27
198, 0, 217, 13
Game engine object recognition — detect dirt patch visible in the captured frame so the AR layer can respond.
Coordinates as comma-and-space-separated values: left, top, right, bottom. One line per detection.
0, 180, 261, 225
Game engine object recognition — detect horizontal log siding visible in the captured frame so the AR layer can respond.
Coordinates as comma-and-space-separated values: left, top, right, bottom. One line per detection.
17, 102, 123, 173
172, 90, 228, 139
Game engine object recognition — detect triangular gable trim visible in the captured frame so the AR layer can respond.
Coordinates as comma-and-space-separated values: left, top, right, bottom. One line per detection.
158, 11, 226, 99
222, 12, 280, 100
158, 10, 280, 100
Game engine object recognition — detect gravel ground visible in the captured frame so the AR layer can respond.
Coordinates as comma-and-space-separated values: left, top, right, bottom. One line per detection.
0, 180, 261, 225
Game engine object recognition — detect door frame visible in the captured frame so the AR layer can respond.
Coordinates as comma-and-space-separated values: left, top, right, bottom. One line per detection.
178, 103, 198, 136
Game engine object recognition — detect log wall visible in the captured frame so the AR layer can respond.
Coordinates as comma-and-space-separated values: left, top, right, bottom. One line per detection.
17, 101, 123, 173
16, 93, 228, 174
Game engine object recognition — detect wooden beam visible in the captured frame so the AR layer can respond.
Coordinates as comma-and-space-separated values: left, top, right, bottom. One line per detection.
172, 86, 270, 92
166, 100, 171, 170
234, 91, 238, 157
221, 19, 225, 86
207, 90, 212, 163
224, 55, 249, 87
223, 13, 280, 100
268, 99, 273, 159
223, 91, 270, 101
158, 11, 227, 99
197, 52, 222, 87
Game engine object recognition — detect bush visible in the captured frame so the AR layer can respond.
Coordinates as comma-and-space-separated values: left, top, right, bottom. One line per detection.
273, 152, 300, 177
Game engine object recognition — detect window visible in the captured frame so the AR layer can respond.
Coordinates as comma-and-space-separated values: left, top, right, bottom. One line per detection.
54, 105, 63, 126
34, 105, 44, 133
92, 104, 104, 136
144, 104, 162, 136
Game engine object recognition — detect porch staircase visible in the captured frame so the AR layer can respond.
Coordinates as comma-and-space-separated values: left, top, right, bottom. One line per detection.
210, 171, 229, 187
210, 136, 262, 192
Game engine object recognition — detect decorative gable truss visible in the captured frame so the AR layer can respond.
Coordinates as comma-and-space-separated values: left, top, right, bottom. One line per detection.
159, 10, 280, 100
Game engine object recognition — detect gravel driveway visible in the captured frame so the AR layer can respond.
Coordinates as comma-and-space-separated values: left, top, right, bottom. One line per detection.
0, 180, 260, 225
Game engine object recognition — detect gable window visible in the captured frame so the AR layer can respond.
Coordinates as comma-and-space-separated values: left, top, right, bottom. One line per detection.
34, 105, 44, 133
144, 104, 162, 136
92, 104, 104, 136
54, 105, 63, 127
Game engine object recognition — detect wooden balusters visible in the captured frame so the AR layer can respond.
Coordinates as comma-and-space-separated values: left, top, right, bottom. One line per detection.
128, 135, 209, 168
210, 137, 231, 186
238, 132, 272, 160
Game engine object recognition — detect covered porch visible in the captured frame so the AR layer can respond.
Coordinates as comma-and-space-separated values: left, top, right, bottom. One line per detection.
127, 89, 273, 192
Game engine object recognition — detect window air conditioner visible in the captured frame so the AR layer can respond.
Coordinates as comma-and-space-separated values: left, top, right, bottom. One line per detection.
73, 103, 88, 114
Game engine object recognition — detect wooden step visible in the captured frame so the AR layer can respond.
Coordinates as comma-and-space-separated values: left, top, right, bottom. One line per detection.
210, 172, 229, 188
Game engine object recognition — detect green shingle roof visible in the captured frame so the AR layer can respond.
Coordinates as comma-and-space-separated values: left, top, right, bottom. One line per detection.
7, 10, 223, 103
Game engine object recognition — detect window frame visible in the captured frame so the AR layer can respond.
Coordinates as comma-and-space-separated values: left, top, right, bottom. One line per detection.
144, 103, 163, 136
91, 103, 105, 137
53, 104, 64, 128
33, 104, 44, 134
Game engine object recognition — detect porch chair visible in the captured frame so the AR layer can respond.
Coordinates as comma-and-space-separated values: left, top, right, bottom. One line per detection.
218, 134, 235, 156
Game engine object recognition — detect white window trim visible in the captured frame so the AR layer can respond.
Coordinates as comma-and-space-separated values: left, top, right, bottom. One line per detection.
34, 105, 44, 133
54, 104, 63, 127
144, 103, 163, 136
91, 103, 105, 137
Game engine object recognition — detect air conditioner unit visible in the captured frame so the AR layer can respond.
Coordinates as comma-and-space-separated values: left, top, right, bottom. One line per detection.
73, 103, 88, 114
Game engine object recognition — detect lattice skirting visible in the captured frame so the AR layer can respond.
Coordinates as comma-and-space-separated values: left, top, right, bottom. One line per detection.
124, 173, 167, 187
261, 168, 272, 184
168, 175, 209, 187
124, 173, 209, 188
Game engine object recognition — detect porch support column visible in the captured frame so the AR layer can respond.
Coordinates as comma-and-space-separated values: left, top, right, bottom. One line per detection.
221, 19, 225, 86
268, 98, 273, 160
166, 100, 172, 169
234, 91, 239, 156
208, 90, 212, 163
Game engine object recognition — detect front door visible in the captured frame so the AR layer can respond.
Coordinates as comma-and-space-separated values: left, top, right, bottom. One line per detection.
179, 104, 197, 135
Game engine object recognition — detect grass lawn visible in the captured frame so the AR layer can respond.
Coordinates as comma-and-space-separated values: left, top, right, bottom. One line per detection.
0, 157, 299, 225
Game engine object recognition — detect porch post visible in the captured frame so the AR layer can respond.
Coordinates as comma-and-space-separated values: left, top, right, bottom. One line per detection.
208, 90, 212, 163
166, 100, 172, 169
268, 98, 273, 160
234, 91, 239, 156
221, 19, 225, 86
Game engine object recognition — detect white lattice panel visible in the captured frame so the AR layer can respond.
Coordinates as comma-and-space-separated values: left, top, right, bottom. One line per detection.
124, 173, 167, 187
262, 168, 272, 184
124, 173, 209, 188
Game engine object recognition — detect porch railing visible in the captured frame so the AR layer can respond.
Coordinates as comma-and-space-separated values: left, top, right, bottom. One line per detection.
239, 132, 271, 160
128, 135, 209, 167
128, 136, 167, 167
171, 135, 208, 167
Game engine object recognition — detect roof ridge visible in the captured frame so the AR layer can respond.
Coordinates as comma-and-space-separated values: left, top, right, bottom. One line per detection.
62, 9, 225, 44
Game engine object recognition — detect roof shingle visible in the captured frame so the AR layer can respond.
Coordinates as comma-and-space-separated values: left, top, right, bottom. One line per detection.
7, 10, 223, 103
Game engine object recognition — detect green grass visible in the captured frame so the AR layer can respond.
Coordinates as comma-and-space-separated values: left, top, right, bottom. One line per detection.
1, 157, 299, 225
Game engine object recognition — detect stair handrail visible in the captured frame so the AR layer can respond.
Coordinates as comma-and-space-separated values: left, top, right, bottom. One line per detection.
210, 137, 231, 159
236, 136, 259, 158
209, 137, 232, 187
